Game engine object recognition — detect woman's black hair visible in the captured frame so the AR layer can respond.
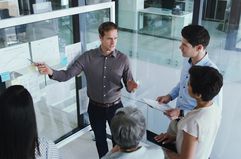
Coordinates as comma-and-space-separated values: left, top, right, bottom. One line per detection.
189, 66, 223, 101
0, 85, 40, 159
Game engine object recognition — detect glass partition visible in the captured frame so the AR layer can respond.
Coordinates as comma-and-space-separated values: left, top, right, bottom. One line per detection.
117, 0, 193, 68
0, 0, 72, 17
0, 0, 112, 19
84, 9, 110, 47
0, 2, 115, 142
116, 0, 191, 138
0, 17, 75, 141
202, 0, 241, 158
116, 0, 194, 135
116, 0, 241, 158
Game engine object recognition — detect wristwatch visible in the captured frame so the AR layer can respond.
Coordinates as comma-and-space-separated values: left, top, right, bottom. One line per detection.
179, 109, 184, 117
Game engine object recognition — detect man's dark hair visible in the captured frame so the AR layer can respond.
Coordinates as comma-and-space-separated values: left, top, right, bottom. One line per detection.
181, 25, 210, 49
98, 21, 118, 37
189, 66, 223, 101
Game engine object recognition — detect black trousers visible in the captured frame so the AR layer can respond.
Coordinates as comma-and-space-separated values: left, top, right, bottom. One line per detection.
87, 100, 123, 158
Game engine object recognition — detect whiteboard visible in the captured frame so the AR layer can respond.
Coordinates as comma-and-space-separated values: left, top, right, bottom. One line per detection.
31, 36, 60, 66
0, 43, 31, 73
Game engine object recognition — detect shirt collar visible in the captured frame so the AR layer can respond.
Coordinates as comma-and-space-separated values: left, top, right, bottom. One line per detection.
98, 46, 117, 58
188, 52, 209, 65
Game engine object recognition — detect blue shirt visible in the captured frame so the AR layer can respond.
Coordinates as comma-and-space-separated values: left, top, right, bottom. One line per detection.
169, 53, 221, 113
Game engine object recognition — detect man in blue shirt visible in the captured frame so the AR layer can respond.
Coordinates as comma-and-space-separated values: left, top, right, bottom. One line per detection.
156, 25, 222, 135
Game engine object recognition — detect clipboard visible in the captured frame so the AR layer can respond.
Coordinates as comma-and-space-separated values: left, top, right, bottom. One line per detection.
143, 98, 171, 112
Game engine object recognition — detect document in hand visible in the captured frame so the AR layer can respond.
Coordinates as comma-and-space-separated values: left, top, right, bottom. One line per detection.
143, 98, 171, 112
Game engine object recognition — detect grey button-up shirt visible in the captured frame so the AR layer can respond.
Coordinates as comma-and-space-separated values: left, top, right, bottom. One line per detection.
51, 47, 133, 103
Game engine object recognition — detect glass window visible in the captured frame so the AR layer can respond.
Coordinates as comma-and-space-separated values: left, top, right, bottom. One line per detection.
0, 0, 20, 17
116, 0, 194, 134
86, 10, 110, 42
116, 0, 240, 158
202, 0, 241, 158
0, 16, 76, 141
0, 2, 113, 142
0, 0, 72, 18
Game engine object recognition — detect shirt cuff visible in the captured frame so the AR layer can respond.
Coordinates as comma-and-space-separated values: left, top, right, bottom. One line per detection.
168, 94, 173, 101
180, 109, 191, 116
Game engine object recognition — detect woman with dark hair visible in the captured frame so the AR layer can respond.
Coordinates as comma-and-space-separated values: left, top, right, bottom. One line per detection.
0, 85, 59, 159
155, 66, 223, 159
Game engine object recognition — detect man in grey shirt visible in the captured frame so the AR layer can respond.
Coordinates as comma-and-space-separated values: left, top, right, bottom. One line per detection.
36, 22, 138, 158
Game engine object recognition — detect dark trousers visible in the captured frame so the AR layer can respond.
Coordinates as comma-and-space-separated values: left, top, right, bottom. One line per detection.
87, 100, 123, 158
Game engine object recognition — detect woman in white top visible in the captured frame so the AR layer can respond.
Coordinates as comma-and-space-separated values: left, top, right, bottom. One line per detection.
155, 66, 223, 159
0, 85, 60, 159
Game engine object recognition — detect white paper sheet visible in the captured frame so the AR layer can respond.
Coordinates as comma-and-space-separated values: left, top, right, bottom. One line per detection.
11, 72, 41, 102
143, 98, 171, 112
33, 2, 52, 14
0, 43, 31, 73
31, 36, 60, 66
65, 42, 82, 65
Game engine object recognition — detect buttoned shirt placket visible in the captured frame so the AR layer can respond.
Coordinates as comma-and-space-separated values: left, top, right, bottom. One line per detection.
103, 56, 108, 101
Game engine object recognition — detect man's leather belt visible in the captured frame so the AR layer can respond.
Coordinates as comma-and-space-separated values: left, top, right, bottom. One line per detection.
89, 98, 121, 107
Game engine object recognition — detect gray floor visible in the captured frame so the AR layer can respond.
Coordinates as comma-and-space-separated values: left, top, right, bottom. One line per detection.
59, 129, 160, 159
59, 131, 111, 159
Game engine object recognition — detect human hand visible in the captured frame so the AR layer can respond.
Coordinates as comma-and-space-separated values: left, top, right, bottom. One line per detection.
111, 145, 121, 153
154, 133, 175, 144
34, 62, 53, 76
164, 108, 180, 120
156, 94, 172, 104
127, 80, 138, 92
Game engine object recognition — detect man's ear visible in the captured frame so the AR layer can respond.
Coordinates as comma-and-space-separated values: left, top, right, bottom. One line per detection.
195, 93, 202, 100
196, 44, 204, 52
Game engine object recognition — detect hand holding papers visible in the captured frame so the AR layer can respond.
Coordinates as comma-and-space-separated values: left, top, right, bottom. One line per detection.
34, 62, 53, 76
143, 98, 171, 112
127, 80, 138, 92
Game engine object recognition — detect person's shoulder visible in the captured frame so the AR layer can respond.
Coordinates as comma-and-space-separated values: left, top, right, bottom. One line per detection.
38, 137, 56, 149
115, 50, 128, 57
205, 60, 218, 69
101, 151, 122, 159
186, 106, 219, 122
115, 50, 129, 62
38, 137, 50, 145
144, 145, 163, 153
202, 54, 219, 69
84, 48, 98, 55
142, 146, 164, 158
76, 48, 98, 61
37, 137, 60, 159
